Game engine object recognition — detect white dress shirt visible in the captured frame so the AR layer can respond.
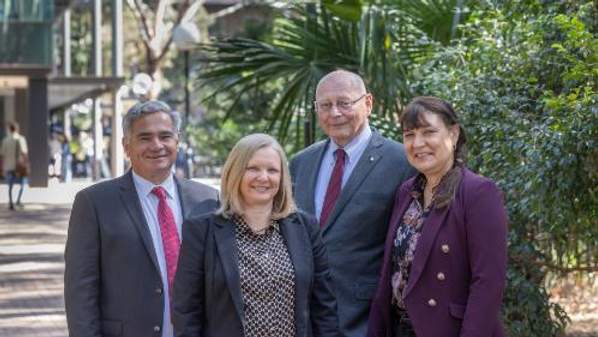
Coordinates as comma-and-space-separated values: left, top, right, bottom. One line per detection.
314, 124, 372, 221
132, 171, 183, 337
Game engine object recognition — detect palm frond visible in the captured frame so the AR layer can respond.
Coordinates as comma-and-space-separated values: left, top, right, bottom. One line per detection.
195, 1, 450, 145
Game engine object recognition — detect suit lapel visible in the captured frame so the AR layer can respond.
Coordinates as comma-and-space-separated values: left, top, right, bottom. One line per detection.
280, 216, 308, 298
118, 171, 161, 274
298, 141, 329, 215
174, 177, 190, 219
322, 132, 384, 233
404, 205, 450, 297
280, 215, 309, 336
386, 184, 416, 255
213, 216, 244, 320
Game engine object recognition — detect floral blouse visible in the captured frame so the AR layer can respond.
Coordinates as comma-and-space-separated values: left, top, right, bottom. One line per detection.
391, 177, 429, 309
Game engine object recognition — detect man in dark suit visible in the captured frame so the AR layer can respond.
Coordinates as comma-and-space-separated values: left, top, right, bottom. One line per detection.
64, 100, 218, 337
290, 70, 415, 337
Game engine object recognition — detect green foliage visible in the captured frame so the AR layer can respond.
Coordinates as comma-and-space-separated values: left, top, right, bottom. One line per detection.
410, 1, 598, 335
70, 8, 92, 75
182, 12, 278, 169
196, 1, 458, 149
323, 0, 363, 22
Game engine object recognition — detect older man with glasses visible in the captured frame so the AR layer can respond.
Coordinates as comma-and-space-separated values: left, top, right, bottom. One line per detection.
290, 70, 415, 337
64, 100, 219, 337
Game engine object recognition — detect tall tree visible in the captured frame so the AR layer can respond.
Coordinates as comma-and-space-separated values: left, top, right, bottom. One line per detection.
126, 0, 256, 98
125, 0, 203, 97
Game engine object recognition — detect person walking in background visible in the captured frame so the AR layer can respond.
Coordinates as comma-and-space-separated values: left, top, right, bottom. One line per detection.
173, 133, 339, 337
60, 133, 73, 182
64, 100, 219, 337
48, 132, 62, 179
289, 70, 415, 337
367, 96, 508, 337
0, 121, 29, 210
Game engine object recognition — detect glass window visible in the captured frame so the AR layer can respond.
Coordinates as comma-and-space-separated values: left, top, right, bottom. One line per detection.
0, 0, 53, 22
0, 0, 53, 65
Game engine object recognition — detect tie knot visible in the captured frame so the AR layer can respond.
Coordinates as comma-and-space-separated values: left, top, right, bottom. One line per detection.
335, 148, 346, 162
151, 186, 167, 200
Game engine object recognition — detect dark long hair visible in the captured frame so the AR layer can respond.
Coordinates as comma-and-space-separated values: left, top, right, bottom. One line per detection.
400, 96, 468, 209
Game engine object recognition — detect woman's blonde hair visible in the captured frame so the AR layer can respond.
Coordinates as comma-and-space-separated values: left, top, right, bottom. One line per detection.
217, 133, 296, 219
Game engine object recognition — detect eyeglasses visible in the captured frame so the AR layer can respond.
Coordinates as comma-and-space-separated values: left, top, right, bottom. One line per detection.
314, 94, 367, 113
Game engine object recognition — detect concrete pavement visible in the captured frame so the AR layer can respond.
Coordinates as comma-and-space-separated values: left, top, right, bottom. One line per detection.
0, 178, 100, 337
0, 202, 70, 337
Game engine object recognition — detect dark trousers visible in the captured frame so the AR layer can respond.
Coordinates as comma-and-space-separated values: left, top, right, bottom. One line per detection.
6, 170, 25, 209
394, 307, 417, 337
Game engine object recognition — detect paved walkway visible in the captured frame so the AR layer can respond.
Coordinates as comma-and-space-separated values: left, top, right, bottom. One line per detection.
0, 179, 101, 337
0, 202, 70, 337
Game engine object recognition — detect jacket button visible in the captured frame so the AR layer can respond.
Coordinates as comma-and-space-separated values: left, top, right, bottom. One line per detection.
441, 244, 450, 254
437, 272, 446, 281
155, 288, 162, 294
428, 298, 437, 307
153, 326, 161, 332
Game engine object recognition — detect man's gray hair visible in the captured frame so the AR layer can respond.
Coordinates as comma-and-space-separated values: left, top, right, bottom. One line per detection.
123, 100, 181, 136
316, 69, 367, 95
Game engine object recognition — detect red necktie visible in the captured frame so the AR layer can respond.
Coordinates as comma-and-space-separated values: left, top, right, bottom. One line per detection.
151, 186, 180, 296
320, 149, 346, 227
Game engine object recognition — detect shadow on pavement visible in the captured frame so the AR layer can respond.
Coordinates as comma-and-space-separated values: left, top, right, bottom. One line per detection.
0, 203, 70, 337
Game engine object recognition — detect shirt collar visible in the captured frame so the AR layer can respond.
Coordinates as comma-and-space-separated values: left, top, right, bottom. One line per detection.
131, 170, 176, 200
329, 123, 372, 164
233, 214, 280, 234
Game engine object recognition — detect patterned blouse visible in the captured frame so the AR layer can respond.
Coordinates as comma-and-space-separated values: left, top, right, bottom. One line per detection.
233, 215, 297, 337
391, 176, 429, 310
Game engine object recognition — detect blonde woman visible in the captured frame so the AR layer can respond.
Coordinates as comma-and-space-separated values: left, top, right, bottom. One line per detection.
173, 133, 339, 337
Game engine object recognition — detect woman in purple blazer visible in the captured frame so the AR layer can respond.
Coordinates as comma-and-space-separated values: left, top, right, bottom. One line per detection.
367, 96, 508, 337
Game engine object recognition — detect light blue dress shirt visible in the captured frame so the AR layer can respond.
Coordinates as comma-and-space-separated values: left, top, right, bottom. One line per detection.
314, 124, 372, 221
132, 171, 183, 337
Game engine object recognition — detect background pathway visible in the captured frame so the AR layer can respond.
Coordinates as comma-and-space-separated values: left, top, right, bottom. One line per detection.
0, 202, 70, 337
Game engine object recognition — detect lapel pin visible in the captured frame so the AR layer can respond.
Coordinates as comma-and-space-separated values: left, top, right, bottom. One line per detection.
369, 156, 375, 162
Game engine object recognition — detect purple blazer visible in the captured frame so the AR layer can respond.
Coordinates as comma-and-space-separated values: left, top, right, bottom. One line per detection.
367, 168, 508, 337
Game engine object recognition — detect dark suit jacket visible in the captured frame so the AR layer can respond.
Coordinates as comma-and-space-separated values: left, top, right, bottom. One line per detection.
367, 168, 508, 337
172, 211, 339, 337
289, 131, 415, 337
64, 171, 218, 337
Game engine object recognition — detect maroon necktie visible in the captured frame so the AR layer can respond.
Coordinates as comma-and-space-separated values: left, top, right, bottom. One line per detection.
320, 149, 346, 227
151, 186, 180, 296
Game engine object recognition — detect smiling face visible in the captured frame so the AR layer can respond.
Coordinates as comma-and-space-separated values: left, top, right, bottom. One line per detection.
239, 146, 282, 209
122, 112, 179, 184
403, 111, 459, 182
315, 74, 372, 147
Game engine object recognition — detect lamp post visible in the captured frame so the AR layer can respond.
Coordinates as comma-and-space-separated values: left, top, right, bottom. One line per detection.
173, 21, 200, 178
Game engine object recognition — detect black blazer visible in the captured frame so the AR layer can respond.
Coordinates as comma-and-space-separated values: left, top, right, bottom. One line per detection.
64, 171, 219, 337
172, 211, 339, 337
